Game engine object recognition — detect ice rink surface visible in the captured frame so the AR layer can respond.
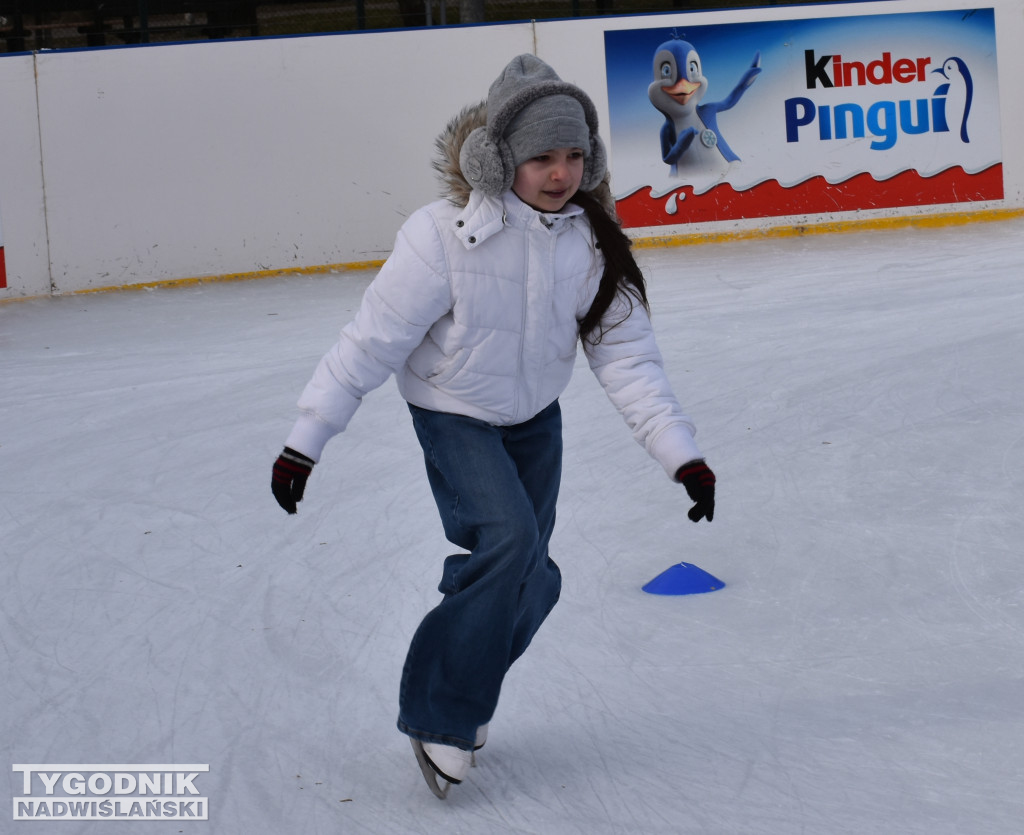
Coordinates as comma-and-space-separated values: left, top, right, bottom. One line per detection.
3, 216, 1023, 833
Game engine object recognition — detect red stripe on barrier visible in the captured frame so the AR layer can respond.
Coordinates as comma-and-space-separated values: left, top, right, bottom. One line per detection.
616, 164, 1004, 229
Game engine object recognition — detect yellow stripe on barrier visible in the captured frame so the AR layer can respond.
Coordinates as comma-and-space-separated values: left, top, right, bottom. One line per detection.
69, 260, 389, 297
0, 260, 387, 303
629, 207, 1024, 250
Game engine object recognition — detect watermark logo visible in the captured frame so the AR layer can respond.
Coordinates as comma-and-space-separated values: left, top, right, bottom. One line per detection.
12, 765, 209, 822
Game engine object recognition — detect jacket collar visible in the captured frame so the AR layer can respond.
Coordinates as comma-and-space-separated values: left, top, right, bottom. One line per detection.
453, 190, 585, 250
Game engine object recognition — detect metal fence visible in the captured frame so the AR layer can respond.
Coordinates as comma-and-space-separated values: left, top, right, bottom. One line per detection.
2, 0, 825, 52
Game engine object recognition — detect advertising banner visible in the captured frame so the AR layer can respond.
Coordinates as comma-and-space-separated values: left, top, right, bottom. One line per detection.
604, 8, 1002, 228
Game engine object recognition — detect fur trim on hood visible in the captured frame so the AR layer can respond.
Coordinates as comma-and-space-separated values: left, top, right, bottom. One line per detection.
432, 102, 618, 219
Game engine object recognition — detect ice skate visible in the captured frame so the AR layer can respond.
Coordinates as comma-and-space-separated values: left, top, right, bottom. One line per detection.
410, 738, 472, 799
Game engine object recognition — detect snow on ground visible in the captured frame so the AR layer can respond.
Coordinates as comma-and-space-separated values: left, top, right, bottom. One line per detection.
2, 216, 1023, 833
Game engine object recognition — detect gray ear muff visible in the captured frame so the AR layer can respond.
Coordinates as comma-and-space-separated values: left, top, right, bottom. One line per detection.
459, 126, 515, 197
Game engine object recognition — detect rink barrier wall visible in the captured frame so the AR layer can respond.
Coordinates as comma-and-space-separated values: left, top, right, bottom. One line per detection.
1, 0, 1022, 300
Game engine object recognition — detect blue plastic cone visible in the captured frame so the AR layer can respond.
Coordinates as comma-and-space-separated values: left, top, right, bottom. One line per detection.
642, 562, 725, 595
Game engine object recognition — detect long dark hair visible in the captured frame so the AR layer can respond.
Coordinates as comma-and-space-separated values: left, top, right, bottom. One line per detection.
570, 190, 650, 346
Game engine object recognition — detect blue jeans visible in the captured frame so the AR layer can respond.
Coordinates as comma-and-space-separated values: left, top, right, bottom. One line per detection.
397, 400, 564, 750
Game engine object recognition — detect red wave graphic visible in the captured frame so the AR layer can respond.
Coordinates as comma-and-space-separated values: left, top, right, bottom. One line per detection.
615, 165, 1004, 229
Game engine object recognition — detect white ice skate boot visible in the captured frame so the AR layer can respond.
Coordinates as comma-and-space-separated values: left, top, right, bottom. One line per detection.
410, 739, 472, 799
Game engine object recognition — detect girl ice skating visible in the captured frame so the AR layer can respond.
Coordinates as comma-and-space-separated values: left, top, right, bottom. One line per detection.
272, 53, 716, 799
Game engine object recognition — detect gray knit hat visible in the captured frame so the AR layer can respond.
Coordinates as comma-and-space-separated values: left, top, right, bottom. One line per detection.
459, 54, 608, 197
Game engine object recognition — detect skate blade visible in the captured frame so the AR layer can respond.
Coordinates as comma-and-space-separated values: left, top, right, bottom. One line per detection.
410, 738, 452, 799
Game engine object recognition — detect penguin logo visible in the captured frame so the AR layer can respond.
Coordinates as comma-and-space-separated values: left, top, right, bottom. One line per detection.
932, 57, 973, 143
648, 33, 761, 177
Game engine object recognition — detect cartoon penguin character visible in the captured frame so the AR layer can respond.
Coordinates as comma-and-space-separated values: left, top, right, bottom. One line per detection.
932, 57, 973, 142
648, 36, 761, 177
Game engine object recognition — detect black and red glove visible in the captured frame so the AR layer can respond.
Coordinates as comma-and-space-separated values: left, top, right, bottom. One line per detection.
272, 447, 315, 514
675, 460, 716, 523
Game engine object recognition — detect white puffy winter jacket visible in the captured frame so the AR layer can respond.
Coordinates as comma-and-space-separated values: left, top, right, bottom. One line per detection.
285, 189, 703, 478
